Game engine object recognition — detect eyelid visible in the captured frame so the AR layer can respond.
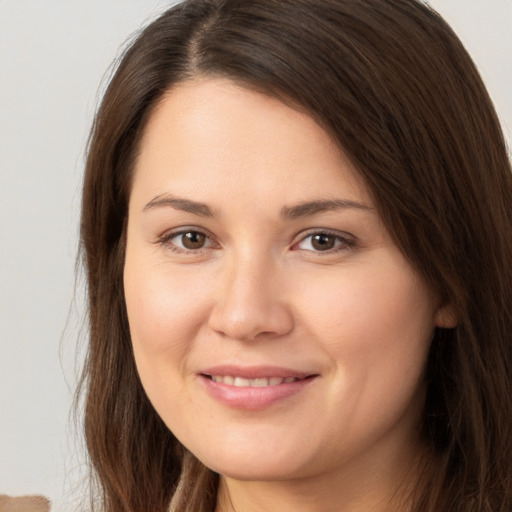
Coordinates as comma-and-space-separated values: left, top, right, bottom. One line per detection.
155, 226, 356, 255
291, 228, 356, 253
156, 226, 219, 253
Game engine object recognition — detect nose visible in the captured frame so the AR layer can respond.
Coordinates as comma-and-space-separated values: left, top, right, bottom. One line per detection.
208, 254, 294, 341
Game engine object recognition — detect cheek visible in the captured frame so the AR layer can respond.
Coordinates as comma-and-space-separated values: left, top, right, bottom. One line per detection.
295, 254, 436, 411
123, 263, 217, 443
125, 262, 209, 355
123, 253, 215, 419
299, 252, 435, 349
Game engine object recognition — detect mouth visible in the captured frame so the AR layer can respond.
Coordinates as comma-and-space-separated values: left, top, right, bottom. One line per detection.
198, 367, 319, 410
204, 375, 311, 387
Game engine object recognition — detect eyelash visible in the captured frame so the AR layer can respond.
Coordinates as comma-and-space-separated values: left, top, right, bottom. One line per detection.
156, 228, 356, 255
156, 228, 218, 254
292, 229, 356, 254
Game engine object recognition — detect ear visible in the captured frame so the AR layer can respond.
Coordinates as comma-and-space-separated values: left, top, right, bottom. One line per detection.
434, 303, 458, 329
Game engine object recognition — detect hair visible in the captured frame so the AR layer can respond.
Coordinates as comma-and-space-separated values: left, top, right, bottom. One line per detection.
78, 1, 512, 511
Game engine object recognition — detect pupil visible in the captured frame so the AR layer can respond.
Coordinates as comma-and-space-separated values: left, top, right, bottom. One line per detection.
312, 234, 335, 251
183, 232, 206, 249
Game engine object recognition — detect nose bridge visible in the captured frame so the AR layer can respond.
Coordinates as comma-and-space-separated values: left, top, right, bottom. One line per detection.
208, 246, 293, 340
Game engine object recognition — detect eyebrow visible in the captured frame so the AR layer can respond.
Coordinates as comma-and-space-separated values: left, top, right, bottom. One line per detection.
143, 194, 372, 219
143, 194, 214, 217
281, 198, 373, 219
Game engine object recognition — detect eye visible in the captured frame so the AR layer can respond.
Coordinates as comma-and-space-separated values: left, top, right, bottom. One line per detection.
159, 229, 216, 253
177, 231, 208, 250
294, 231, 354, 253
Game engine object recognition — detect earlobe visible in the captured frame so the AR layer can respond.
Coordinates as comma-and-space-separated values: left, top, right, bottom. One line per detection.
434, 303, 458, 329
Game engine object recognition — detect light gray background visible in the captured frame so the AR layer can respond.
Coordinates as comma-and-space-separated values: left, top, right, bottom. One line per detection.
0, 1, 510, 511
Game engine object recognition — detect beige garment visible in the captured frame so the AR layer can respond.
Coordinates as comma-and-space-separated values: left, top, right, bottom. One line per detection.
0, 495, 50, 512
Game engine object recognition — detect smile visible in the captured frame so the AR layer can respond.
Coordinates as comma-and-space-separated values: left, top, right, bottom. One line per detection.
199, 368, 318, 410
208, 376, 301, 387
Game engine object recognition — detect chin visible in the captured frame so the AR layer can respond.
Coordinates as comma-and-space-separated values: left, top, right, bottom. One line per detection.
190, 441, 314, 482
205, 459, 302, 482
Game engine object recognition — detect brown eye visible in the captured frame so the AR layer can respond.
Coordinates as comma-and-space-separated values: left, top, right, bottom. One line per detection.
294, 231, 354, 253
181, 231, 207, 249
311, 234, 336, 251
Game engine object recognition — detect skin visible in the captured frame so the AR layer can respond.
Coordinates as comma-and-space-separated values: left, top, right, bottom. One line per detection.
124, 77, 452, 512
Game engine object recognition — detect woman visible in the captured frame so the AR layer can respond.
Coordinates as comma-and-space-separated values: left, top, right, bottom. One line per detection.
79, 0, 512, 511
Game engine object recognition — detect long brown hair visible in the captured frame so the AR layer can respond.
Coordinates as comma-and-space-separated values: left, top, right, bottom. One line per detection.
79, 1, 512, 511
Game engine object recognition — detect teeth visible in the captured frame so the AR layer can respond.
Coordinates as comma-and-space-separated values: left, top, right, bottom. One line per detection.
250, 378, 268, 387
234, 377, 250, 387
210, 375, 300, 387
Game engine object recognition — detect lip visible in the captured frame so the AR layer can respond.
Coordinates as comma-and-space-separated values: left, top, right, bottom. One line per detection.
198, 365, 319, 410
201, 365, 313, 380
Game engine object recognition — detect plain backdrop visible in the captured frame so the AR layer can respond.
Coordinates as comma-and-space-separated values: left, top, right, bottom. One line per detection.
0, 1, 510, 511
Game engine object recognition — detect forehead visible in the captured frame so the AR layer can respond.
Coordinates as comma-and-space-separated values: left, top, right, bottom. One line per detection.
131, 77, 371, 211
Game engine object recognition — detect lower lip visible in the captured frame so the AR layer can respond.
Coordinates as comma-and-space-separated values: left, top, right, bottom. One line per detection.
199, 375, 317, 410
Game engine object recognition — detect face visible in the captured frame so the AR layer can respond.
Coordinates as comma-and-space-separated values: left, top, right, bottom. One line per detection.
124, 78, 444, 482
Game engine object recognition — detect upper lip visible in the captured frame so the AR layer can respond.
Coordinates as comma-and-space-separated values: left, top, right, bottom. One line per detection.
200, 365, 317, 380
